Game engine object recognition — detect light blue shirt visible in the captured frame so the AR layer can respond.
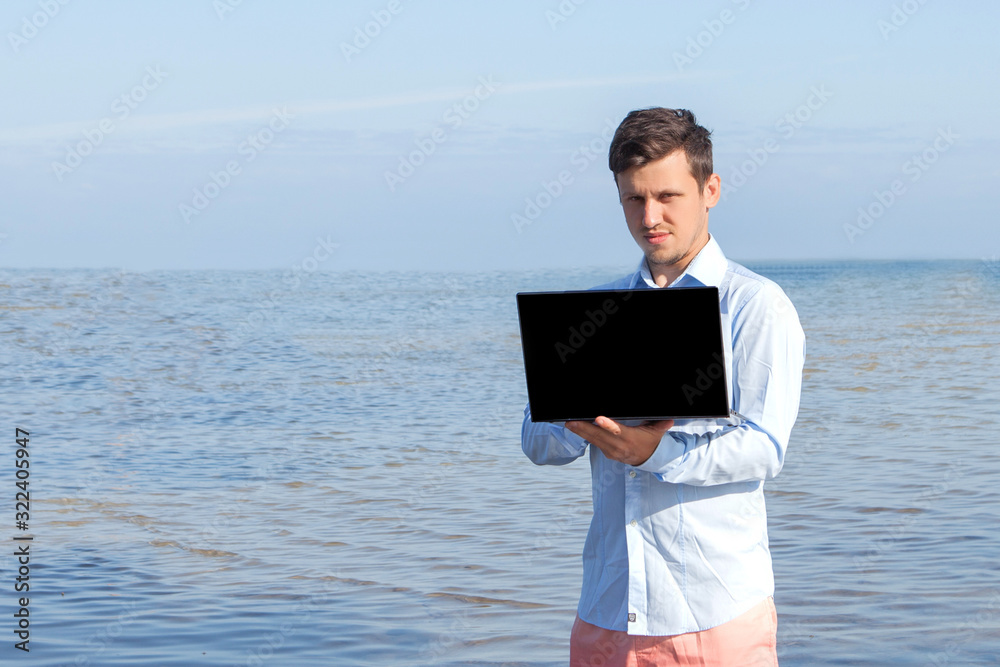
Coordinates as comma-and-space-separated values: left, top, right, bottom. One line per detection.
521, 235, 805, 636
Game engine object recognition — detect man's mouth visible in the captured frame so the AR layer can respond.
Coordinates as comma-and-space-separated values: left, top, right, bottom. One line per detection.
645, 232, 671, 245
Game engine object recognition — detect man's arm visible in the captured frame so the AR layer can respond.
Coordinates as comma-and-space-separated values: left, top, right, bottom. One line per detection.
520, 403, 590, 465
568, 282, 805, 485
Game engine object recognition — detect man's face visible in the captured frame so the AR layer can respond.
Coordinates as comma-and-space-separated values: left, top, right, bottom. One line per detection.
616, 150, 720, 281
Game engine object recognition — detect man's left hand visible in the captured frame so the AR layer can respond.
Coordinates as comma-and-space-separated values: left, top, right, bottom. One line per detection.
565, 417, 674, 466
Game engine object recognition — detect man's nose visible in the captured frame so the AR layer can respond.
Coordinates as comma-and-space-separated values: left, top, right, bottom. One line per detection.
642, 201, 661, 227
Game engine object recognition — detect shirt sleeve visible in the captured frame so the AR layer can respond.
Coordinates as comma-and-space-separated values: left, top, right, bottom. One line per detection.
636, 281, 806, 485
520, 402, 589, 466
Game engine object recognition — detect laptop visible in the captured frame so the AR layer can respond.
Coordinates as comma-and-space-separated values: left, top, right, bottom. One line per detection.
515, 286, 729, 422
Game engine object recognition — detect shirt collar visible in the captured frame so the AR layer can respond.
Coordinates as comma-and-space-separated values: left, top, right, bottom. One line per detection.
634, 234, 728, 289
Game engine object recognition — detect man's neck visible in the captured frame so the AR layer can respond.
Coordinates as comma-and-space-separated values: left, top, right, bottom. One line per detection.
647, 234, 711, 287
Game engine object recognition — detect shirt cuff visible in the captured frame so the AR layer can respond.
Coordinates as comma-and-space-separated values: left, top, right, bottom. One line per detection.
635, 430, 687, 476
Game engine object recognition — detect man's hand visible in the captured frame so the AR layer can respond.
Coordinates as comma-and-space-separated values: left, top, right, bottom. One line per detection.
565, 416, 674, 466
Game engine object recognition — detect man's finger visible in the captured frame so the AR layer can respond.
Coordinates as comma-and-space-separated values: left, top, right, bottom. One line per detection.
642, 419, 674, 433
565, 420, 595, 439
565, 420, 611, 445
594, 416, 622, 435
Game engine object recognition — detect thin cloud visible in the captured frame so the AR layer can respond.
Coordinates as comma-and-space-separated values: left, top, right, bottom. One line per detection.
0, 73, 697, 145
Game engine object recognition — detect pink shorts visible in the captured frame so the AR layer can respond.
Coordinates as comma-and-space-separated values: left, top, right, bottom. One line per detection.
569, 596, 778, 667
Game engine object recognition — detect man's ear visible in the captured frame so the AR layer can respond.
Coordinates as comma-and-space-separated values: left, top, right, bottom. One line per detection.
703, 173, 721, 208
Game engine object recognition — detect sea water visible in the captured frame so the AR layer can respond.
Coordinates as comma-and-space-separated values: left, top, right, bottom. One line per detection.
1, 260, 998, 666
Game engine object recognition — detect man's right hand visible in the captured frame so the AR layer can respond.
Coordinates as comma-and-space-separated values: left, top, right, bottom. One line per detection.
565, 416, 674, 466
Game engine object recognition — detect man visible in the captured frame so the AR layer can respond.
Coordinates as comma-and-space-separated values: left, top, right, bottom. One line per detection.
520, 108, 805, 666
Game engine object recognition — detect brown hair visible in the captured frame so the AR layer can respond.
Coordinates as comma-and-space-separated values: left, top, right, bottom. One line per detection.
608, 108, 713, 189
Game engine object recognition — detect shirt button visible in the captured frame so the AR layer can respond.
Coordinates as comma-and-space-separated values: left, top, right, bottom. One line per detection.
630, 519, 637, 527
629, 470, 636, 478
628, 613, 636, 622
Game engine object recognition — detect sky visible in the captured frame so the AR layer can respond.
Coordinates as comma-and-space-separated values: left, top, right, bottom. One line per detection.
1, 0, 998, 271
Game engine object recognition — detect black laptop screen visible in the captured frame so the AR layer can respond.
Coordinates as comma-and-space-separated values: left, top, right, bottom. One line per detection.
515, 286, 729, 422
